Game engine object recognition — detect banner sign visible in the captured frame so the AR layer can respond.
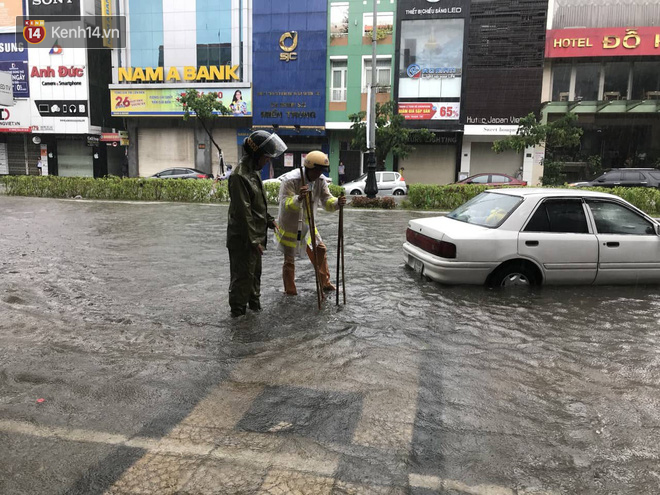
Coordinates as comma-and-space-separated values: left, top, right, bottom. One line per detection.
110, 87, 252, 117
546, 27, 660, 58
399, 102, 460, 120
28, 47, 88, 134
252, 0, 327, 134
0, 33, 29, 98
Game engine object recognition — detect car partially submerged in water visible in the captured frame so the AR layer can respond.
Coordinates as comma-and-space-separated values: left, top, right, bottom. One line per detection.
403, 188, 660, 287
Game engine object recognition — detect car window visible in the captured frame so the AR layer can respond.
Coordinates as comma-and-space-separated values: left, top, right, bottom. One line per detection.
491, 175, 511, 183
623, 172, 643, 180
158, 169, 174, 176
586, 200, 655, 235
470, 175, 489, 184
173, 168, 189, 175
447, 192, 523, 228
600, 171, 620, 181
524, 199, 589, 234
648, 172, 660, 180
382, 172, 396, 182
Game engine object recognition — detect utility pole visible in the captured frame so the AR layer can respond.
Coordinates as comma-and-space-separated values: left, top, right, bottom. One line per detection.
364, 0, 378, 198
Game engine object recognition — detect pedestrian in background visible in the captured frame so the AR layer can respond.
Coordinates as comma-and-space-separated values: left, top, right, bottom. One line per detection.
338, 160, 346, 185
226, 130, 286, 317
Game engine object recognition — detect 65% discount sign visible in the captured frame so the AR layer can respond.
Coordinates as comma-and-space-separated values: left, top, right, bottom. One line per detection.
398, 102, 460, 121
23, 20, 47, 45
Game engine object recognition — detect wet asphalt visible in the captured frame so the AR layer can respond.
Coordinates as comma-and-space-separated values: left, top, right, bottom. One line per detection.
1, 196, 660, 494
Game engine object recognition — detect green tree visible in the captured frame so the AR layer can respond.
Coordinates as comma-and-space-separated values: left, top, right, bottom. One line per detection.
177, 90, 231, 173
349, 101, 433, 169
493, 113, 583, 186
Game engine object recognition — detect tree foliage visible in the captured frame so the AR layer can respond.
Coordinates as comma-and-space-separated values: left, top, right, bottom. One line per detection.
492, 113, 583, 154
493, 112, 584, 186
176, 90, 231, 173
177, 89, 230, 121
349, 101, 433, 168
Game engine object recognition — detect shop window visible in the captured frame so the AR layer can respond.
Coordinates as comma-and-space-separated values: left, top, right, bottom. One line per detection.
398, 18, 464, 99
574, 64, 600, 101
331, 60, 347, 102
603, 62, 630, 100
362, 12, 394, 39
363, 58, 391, 93
330, 3, 349, 39
551, 64, 571, 101
632, 61, 660, 100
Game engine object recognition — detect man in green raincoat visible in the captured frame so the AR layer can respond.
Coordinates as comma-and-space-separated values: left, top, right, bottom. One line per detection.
227, 130, 286, 317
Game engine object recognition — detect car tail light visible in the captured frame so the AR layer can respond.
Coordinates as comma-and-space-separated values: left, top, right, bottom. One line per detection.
196, 174, 207, 178
399, 176, 405, 181
406, 228, 456, 258
522, 181, 528, 186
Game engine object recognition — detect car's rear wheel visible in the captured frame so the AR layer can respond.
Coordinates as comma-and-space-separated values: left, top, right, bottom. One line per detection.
488, 261, 540, 288
350, 189, 362, 195
393, 189, 405, 196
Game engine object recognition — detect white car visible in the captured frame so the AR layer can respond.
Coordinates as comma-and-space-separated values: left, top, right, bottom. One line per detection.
342, 171, 407, 196
403, 188, 660, 287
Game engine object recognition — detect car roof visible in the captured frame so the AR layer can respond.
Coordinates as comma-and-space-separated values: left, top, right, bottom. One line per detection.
485, 188, 620, 199
607, 168, 657, 171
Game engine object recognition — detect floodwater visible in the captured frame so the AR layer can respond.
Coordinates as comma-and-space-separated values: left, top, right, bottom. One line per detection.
1, 195, 660, 494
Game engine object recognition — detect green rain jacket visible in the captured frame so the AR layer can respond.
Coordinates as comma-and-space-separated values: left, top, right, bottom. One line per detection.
226, 154, 275, 249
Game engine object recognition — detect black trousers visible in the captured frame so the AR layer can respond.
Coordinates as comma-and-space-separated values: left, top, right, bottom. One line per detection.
228, 246, 262, 312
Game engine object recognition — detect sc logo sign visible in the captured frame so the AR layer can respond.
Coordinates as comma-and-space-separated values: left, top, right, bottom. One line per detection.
279, 31, 298, 62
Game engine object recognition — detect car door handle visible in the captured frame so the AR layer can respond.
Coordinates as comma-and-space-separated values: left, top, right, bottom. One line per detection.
525, 240, 539, 247
605, 242, 620, 247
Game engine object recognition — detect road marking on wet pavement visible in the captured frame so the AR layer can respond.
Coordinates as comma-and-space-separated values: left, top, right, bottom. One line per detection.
409, 474, 560, 495
0, 344, 553, 494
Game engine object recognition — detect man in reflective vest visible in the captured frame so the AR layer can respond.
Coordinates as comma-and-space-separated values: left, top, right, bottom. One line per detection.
274, 151, 346, 296
227, 130, 286, 317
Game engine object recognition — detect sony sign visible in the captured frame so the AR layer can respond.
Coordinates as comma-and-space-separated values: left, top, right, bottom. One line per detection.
28, 0, 81, 17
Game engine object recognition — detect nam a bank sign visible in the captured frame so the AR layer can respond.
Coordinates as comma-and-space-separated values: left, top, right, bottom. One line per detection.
118, 65, 240, 82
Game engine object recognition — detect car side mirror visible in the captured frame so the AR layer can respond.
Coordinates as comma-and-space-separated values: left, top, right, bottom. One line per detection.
466, 180, 473, 184
155, 174, 160, 178
655, 224, 660, 236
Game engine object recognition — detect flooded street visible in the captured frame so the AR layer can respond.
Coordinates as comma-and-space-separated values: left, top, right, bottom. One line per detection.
1, 196, 660, 494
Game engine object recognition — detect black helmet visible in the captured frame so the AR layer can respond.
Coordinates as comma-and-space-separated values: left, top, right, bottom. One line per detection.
243, 130, 287, 158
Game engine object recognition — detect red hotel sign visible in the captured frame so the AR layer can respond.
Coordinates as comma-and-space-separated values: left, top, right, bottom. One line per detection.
546, 27, 660, 58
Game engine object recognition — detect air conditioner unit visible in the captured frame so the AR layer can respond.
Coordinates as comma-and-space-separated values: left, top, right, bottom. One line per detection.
376, 85, 391, 93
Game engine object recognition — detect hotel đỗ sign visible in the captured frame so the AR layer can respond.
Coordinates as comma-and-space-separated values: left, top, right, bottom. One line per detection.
546, 27, 660, 58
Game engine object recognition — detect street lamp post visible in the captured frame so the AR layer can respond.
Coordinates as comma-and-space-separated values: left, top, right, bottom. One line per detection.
364, 0, 378, 199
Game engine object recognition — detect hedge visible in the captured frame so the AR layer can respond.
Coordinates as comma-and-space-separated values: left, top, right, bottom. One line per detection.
407, 183, 660, 215
0, 175, 345, 206
2, 176, 659, 215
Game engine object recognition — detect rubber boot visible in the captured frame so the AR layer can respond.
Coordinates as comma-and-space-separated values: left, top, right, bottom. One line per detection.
283, 256, 297, 295
307, 243, 335, 292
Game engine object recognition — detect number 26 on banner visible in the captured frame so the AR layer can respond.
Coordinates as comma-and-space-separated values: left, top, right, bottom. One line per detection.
23, 20, 46, 45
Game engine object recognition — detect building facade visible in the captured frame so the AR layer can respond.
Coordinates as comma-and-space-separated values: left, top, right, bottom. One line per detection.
111, 0, 252, 178
542, 0, 660, 181
325, 0, 396, 184
0, 0, 121, 178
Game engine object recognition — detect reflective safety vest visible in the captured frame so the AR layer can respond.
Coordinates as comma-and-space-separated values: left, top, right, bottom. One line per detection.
274, 168, 338, 257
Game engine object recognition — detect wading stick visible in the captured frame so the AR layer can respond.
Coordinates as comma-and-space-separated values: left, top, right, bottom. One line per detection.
301, 166, 323, 309
336, 192, 344, 306
341, 196, 346, 305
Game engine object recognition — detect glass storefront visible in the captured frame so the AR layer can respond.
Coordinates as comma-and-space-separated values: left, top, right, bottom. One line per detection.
574, 63, 600, 101
398, 18, 464, 99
